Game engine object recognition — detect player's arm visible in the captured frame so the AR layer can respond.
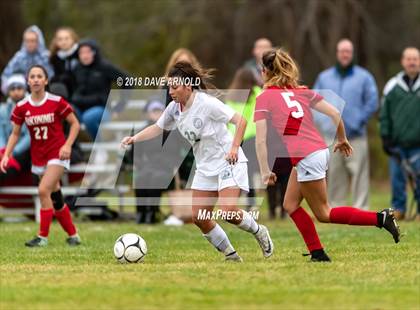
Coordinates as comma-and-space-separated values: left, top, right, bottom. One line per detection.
121, 124, 163, 147
255, 119, 277, 185
59, 112, 81, 160
0, 124, 21, 173
312, 99, 353, 157
226, 113, 247, 164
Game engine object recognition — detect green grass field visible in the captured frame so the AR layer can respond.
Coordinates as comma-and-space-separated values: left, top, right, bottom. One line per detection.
1, 190, 419, 310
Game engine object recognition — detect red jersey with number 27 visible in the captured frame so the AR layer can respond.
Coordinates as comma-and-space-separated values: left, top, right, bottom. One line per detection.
10, 92, 74, 166
254, 86, 327, 165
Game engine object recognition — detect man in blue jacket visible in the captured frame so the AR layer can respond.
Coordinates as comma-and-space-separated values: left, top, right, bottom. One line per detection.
314, 39, 378, 210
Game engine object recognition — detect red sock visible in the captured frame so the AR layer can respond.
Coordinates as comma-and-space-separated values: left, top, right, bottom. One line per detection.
330, 207, 378, 226
290, 207, 323, 252
39, 208, 54, 238
54, 204, 77, 236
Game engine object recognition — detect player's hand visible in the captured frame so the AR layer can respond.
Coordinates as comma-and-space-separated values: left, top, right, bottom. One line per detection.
59, 144, 72, 160
0, 154, 10, 173
334, 139, 353, 157
225, 146, 239, 165
120, 136, 135, 149
262, 171, 277, 186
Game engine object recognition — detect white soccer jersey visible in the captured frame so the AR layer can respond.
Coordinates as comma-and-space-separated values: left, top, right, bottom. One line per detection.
156, 91, 247, 176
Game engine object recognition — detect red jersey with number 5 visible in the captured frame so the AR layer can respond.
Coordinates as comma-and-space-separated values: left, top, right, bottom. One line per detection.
254, 86, 327, 165
10, 92, 74, 166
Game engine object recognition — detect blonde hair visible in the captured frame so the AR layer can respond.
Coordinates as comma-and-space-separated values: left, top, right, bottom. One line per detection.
262, 48, 300, 88
49, 27, 79, 57
164, 48, 201, 76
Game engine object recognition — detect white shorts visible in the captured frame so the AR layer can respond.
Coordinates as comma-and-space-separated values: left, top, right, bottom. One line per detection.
191, 162, 249, 192
296, 148, 329, 182
32, 159, 70, 176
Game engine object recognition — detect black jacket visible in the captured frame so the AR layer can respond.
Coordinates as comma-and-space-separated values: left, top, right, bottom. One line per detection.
71, 39, 129, 112
50, 45, 79, 98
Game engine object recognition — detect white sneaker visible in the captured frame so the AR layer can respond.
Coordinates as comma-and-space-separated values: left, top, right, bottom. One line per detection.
225, 251, 243, 262
163, 215, 184, 226
254, 225, 274, 258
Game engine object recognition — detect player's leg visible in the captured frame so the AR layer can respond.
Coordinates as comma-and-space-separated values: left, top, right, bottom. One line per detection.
283, 169, 329, 261
299, 178, 401, 243
192, 189, 240, 261
218, 164, 273, 258
25, 165, 64, 247
51, 181, 80, 246
219, 187, 273, 258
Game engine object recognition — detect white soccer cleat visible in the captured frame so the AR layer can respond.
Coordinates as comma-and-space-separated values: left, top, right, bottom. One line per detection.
225, 251, 243, 262
254, 225, 274, 258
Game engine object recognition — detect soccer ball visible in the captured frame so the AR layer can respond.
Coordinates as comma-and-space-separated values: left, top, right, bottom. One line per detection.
114, 233, 147, 263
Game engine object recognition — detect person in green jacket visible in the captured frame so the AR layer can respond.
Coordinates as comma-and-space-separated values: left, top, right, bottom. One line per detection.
226, 68, 260, 211
380, 47, 420, 220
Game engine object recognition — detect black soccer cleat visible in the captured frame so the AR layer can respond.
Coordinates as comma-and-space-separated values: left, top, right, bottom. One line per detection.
25, 236, 48, 247
378, 208, 401, 243
304, 249, 331, 262
66, 235, 81, 246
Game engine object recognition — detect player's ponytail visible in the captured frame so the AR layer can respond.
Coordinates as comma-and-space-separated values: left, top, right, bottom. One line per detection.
262, 48, 300, 88
167, 61, 216, 90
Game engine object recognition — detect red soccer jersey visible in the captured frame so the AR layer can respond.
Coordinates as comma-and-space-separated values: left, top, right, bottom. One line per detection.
254, 86, 327, 165
10, 92, 74, 166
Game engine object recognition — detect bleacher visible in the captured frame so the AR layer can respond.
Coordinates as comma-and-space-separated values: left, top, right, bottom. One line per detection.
0, 99, 147, 221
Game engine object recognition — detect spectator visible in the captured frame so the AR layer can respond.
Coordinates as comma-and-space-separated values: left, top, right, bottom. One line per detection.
314, 39, 378, 210
380, 47, 420, 220
1, 25, 53, 95
49, 27, 80, 99
133, 98, 174, 224
0, 74, 31, 183
164, 49, 201, 79
162, 48, 200, 184
243, 38, 272, 86
266, 125, 293, 219
226, 67, 262, 210
71, 39, 129, 140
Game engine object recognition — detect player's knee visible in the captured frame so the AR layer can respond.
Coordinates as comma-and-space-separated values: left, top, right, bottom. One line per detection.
314, 207, 330, 223
192, 216, 210, 230
38, 185, 52, 198
283, 200, 299, 214
191, 211, 204, 225
219, 205, 238, 214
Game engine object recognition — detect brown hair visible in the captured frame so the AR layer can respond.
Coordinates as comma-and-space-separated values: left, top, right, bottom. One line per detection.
49, 27, 79, 57
228, 67, 258, 90
262, 48, 300, 88
226, 67, 259, 102
167, 61, 215, 90
28, 64, 49, 80
164, 48, 201, 76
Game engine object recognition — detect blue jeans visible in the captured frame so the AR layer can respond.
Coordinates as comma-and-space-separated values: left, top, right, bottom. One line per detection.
389, 157, 407, 212
73, 106, 109, 140
390, 147, 420, 213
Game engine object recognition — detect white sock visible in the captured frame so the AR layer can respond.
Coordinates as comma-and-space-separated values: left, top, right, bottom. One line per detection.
237, 210, 259, 234
203, 224, 236, 256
